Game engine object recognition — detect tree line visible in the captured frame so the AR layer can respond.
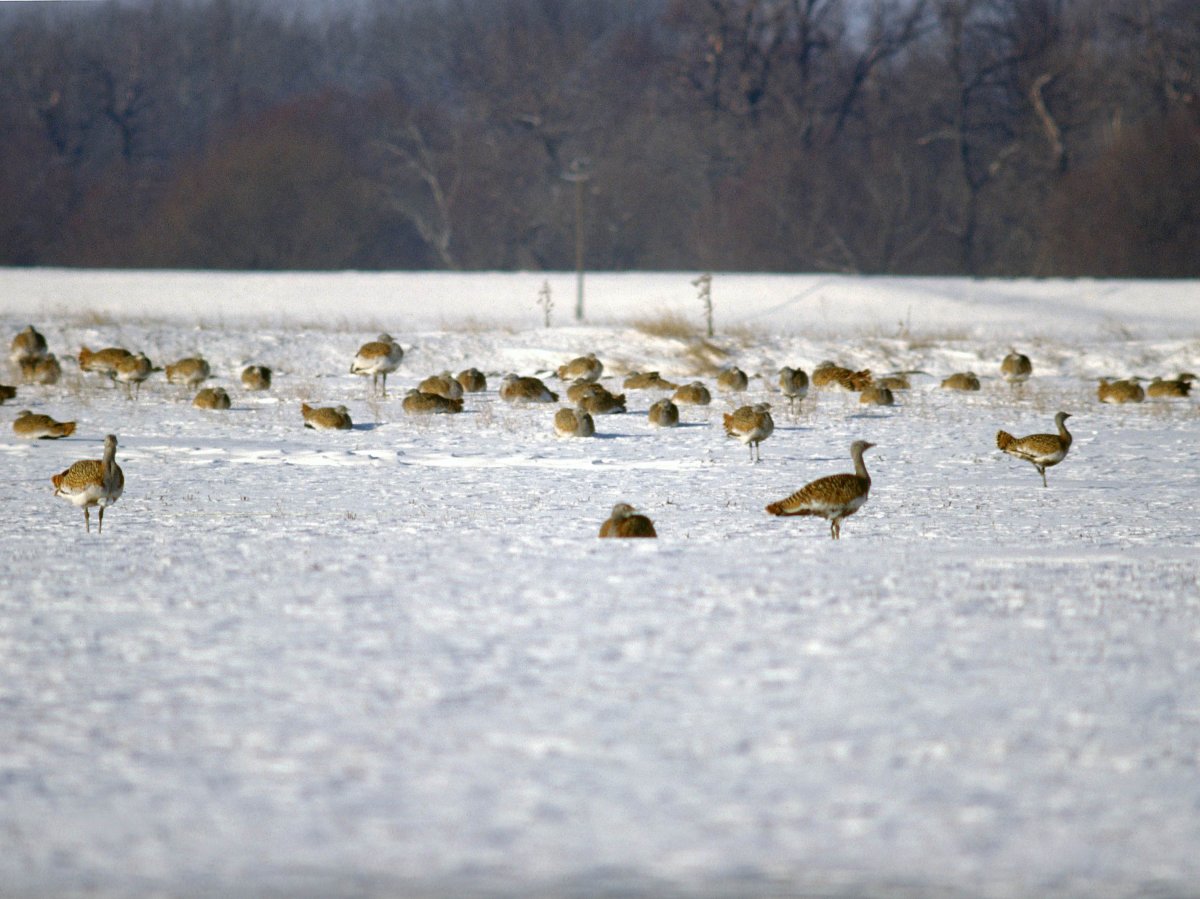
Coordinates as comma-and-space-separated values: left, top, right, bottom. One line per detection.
1, 0, 1197, 276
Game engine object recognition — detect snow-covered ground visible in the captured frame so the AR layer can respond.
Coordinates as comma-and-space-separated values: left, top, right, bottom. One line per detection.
2, 269, 1199, 898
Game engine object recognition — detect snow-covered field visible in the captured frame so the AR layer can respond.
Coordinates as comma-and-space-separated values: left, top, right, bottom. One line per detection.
3, 269, 1200, 898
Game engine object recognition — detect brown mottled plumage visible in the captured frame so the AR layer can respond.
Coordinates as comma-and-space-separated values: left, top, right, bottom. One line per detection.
10, 325, 48, 365
647, 398, 679, 428
301, 403, 353, 430
672, 382, 711, 405
623, 371, 679, 391
1001, 349, 1032, 385
766, 440, 875, 539
52, 434, 124, 533
166, 356, 211, 388
419, 372, 465, 400
858, 385, 894, 406
812, 361, 872, 391
456, 368, 487, 393
716, 366, 749, 392
599, 502, 657, 538
553, 406, 595, 437
578, 386, 626, 415
115, 352, 156, 398
241, 365, 272, 391
402, 389, 463, 414
778, 366, 809, 410
20, 354, 62, 385
1146, 375, 1192, 398
79, 346, 133, 378
499, 374, 558, 404
941, 371, 981, 391
1097, 378, 1143, 404
193, 386, 231, 409
13, 409, 76, 439
351, 333, 404, 396
724, 402, 774, 462
557, 353, 603, 382
0, 384, 16, 404
996, 411, 1072, 488
874, 374, 910, 391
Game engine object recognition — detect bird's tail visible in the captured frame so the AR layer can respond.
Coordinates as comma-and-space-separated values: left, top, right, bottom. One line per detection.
996, 430, 1015, 452
766, 499, 815, 517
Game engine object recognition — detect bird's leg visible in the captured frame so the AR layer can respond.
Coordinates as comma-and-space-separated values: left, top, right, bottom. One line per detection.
382, 373, 388, 398
1039, 466, 1047, 488
98, 506, 104, 534
84, 507, 91, 533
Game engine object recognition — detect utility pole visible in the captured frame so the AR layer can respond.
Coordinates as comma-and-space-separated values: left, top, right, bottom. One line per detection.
562, 157, 592, 321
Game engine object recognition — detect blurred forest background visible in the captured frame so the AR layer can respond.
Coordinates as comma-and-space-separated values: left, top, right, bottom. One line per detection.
1, 0, 1198, 276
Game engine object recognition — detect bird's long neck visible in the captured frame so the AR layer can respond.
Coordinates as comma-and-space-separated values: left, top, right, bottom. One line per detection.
1057, 417, 1073, 449
853, 448, 871, 484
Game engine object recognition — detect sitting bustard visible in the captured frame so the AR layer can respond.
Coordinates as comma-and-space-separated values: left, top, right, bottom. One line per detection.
996, 411, 1073, 488
52, 434, 124, 533
599, 502, 657, 538
766, 440, 875, 539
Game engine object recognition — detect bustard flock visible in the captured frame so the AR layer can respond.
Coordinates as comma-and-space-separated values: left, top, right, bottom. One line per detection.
7, 323, 1189, 538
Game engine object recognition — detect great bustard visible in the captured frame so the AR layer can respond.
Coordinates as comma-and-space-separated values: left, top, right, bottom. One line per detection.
52, 434, 124, 533
302, 403, 353, 430
858, 385, 895, 406
578, 385, 626, 415
553, 406, 595, 437
114, 352, 156, 398
1146, 374, 1194, 398
599, 502, 657, 538
766, 440, 875, 539
941, 371, 981, 391
79, 346, 133, 380
724, 402, 774, 462
996, 411, 1073, 488
456, 368, 487, 393
193, 386, 231, 409
351, 333, 404, 396
1001, 349, 1033, 386
647, 398, 680, 428
716, 366, 749, 392
499, 374, 558, 404
624, 371, 679, 391
13, 410, 76, 439
241, 365, 272, 391
778, 366, 809, 411
165, 356, 211, 389
812, 361, 872, 391
19, 354, 62, 385
418, 372, 465, 400
1097, 378, 1144, 404
10, 325, 48, 365
557, 353, 603, 383
402, 389, 463, 414
672, 382, 711, 406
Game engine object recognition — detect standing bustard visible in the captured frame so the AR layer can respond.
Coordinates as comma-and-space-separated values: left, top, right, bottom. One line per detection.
724, 403, 774, 462
52, 434, 124, 533
351, 333, 404, 396
599, 502, 657, 538
766, 440, 875, 539
10, 325, 48, 365
778, 366, 809, 411
996, 411, 1073, 488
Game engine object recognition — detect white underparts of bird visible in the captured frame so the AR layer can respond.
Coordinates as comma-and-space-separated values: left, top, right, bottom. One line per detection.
996, 411, 1072, 488
351, 333, 403, 395
723, 403, 774, 462
766, 440, 875, 539
52, 433, 124, 533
